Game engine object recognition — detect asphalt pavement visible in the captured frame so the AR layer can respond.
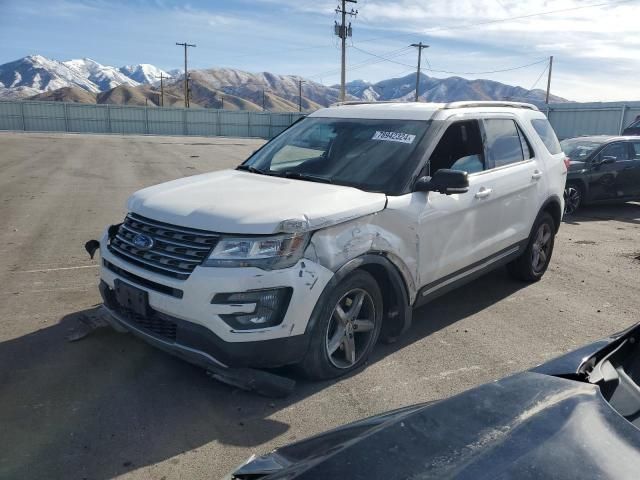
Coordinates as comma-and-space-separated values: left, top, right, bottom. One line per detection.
0, 132, 639, 479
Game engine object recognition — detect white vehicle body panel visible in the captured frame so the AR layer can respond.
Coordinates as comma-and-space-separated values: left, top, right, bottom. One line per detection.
127, 169, 387, 235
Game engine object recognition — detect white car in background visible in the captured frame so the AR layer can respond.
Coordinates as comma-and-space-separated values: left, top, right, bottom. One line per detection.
96, 101, 566, 382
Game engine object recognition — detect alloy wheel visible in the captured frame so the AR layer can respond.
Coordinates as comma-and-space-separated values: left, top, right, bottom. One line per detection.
531, 223, 552, 274
564, 186, 581, 215
325, 288, 377, 369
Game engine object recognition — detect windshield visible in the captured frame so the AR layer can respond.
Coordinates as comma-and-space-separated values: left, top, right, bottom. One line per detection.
560, 138, 604, 161
241, 117, 431, 193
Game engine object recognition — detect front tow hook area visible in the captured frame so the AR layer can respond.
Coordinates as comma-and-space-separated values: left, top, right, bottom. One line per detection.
207, 367, 296, 398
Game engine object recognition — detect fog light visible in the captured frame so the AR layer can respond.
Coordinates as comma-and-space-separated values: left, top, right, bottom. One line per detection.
212, 288, 293, 330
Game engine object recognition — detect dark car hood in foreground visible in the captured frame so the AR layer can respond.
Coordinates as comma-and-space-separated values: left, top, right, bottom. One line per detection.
234, 373, 640, 479
232, 329, 640, 480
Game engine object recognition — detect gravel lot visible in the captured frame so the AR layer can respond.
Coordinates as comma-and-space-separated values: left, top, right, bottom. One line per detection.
1, 131, 639, 480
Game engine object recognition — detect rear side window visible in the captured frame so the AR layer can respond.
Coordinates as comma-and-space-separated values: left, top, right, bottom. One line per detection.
631, 142, 640, 159
483, 119, 525, 168
531, 118, 562, 154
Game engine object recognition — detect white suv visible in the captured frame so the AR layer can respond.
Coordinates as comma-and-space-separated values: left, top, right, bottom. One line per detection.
97, 101, 566, 381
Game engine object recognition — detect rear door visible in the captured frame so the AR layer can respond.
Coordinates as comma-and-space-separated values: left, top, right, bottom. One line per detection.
477, 117, 543, 248
627, 141, 640, 197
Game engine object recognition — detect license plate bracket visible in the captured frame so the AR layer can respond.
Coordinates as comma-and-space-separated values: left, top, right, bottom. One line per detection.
114, 279, 149, 316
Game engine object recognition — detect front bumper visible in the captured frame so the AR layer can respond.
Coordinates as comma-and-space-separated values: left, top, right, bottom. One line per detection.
100, 281, 310, 368
98, 228, 334, 368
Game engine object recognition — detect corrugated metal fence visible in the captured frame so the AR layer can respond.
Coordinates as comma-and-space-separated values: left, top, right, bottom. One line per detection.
546, 101, 640, 140
2, 99, 640, 140
0, 101, 305, 139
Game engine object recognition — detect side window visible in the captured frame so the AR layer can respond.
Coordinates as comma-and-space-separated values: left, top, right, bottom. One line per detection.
631, 142, 640, 160
531, 118, 562, 154
483, 119, 524, 168
428, 120, 484, 175
600, 143, 630, 161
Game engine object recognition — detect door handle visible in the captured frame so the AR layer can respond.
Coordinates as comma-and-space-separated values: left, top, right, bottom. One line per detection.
475, 187, 492, 199
532, 170, 543, 180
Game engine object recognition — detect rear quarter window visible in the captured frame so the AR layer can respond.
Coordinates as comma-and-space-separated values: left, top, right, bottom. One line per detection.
531, 118, 562, 154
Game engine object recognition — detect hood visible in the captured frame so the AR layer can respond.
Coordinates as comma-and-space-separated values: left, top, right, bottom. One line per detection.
231, 372, 640, 480
127, 170, 387, 234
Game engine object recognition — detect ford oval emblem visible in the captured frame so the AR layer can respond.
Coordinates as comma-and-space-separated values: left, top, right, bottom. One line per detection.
132, 233, 154, 250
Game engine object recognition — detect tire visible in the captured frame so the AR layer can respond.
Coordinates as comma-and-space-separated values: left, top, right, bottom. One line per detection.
507, 212, 556, 283
564, 182, 583, 215
300, 270, 383, 380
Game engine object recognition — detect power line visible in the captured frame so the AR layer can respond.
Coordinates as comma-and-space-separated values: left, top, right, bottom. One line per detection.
355, 0, 637, 44
307, 46, 414, 79
529, 64, 548, 91
352, 45, 549, 75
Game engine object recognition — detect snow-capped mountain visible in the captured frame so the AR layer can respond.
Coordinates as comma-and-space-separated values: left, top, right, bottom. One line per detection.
0, 55, 166, 99
0, 55, 105, 97
0, 54, 569, 109
342, 73, 567, 106
63, 58, 138, 91
119, 64, 170, 85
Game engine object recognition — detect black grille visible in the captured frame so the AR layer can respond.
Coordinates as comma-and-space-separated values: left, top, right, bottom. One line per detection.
128, 311, 178, 341
108, 213, 219, 280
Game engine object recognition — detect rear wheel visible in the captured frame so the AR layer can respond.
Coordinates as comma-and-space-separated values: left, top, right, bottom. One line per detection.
301, 270, 383, 380
564, 183, 583, 215
507, 212, 555, 282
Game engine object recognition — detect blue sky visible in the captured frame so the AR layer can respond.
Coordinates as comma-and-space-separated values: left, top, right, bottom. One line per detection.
1, 0, 638, 101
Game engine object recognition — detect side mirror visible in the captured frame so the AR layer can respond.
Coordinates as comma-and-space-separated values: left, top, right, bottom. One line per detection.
414, 169, 469, 195
593, 156, 616, 168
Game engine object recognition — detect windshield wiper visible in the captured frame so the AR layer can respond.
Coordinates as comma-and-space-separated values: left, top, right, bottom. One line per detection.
278, 171, 333, 184
236, 164, 266, 174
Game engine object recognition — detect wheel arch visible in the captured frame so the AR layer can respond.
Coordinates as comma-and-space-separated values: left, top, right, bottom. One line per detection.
540, 195, 563, 233
304, 253, 413, 344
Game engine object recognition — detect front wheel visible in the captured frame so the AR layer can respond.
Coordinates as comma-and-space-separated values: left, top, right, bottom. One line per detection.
300, 270, 383, 380
507, 212, 556, 282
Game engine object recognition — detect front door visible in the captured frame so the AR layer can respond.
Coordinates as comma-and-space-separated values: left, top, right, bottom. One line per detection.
588, 142, 634, 201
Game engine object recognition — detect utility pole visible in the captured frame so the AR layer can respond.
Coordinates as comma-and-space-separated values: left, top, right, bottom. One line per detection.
186, 73, 192, 108
411, 42, 429, 102
155, 73, 168, 107
545, 55, 554, 105
176, 41, 196, 108
262, 89, 266, 111
221, 95, 224, 109
334, 0, 357, 102
298, 79, 305, 112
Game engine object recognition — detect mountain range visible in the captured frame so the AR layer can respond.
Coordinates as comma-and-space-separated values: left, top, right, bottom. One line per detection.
0, 55, 568, 111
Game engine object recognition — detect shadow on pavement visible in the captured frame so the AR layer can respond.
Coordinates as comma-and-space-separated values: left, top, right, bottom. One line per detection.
0, 268, 525, 479
563, 202, 640, 227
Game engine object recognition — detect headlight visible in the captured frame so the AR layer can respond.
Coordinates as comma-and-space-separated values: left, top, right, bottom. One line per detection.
203, 233, 309, 269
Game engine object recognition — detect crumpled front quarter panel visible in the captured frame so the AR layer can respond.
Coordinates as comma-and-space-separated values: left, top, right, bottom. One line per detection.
305, 195, 421, 302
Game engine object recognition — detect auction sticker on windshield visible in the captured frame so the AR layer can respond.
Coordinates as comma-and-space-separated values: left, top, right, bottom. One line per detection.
371, 131, 416, 144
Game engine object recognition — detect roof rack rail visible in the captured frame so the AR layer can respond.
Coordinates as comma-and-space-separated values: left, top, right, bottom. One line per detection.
443, 101, 539, 111
332, 100, 403, 106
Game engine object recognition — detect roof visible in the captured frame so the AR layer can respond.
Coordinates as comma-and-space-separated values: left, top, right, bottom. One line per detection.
310, 100, 540, 121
